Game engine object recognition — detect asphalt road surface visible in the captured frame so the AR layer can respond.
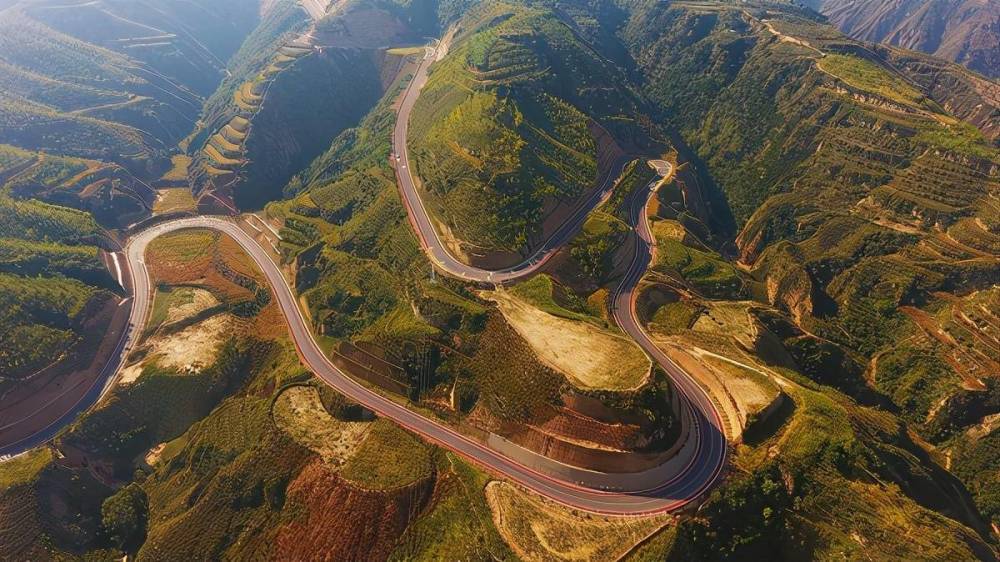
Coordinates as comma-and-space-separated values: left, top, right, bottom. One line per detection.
121, 217, 723, 515
1, 41, 727, 515
387, 46, 729, 511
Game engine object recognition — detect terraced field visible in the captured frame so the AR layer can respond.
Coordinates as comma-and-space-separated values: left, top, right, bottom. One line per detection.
407, 2, 647, 261
189, 0, 414, 210
0, 0, 265, 173
191, 23, 312, 211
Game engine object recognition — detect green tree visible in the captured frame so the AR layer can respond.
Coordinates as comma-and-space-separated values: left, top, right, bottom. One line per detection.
101, 483, 148, 552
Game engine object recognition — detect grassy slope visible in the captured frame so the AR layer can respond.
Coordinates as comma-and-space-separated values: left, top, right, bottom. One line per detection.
0, 195, 113, 381
188, 0, 310, 194
0, 0, 268, 172
407, 1, 645, 254
339, 420, 433, 489
486, 289, 650, 390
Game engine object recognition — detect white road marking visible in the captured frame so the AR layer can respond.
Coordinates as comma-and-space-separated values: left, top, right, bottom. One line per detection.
109, 251, 124, 288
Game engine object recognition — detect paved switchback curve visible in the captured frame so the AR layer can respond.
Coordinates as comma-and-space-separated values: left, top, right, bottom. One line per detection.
124, 217, 724, 515
1, 43, 727, 516
388, 46, 729, 511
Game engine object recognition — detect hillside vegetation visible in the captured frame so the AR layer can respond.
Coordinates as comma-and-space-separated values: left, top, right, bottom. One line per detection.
276, 2, 998, 555
616, 0, 999, 550
0, 225, 514, 561
408, 1, 652, 259
187, 0, 312, 211
0, 0, 261, 174
0, 195, 114, 383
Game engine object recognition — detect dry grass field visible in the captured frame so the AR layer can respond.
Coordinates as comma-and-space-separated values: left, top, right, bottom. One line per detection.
272, 385, 372, 468
143, 314, 236, 374
485, 481, 670, 561
148, 286, 219, 329
153, 187, 197, 214
485, 290, 650, 391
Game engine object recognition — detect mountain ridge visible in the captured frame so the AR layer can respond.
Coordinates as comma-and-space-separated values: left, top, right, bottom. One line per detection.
805, 0, 1000, 78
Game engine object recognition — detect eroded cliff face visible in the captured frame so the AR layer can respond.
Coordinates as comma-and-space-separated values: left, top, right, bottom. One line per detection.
755, 243, 817, 325
883, 46, 1000, 140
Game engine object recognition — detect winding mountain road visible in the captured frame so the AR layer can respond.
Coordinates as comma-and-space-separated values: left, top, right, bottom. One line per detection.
116, 216, 725, 514
388, 45, 729, 511
1, 41, 727, 516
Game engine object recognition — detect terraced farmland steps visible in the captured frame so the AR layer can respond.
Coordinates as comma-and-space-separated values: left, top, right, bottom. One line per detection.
192, 0, 332, 211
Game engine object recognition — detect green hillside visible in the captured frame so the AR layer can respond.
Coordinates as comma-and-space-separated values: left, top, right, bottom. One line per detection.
0, 196, 113, 382
618, 0, 997, 418
186, 0, 311, 210
0, 0, 276, 176
192, 0, 311, 151
407, 1, 652, 256
189, 0, 439, 211
233, 48, 388, 209
1, 0, 998, 560
616, 0, 1000, 544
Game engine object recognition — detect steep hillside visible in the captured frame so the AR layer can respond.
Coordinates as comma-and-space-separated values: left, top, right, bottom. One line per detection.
187, 0, 312, 209
2, 146, 156, 227
805, 0, 1000, 78
0, 0, 268, 174
190, 0, 439, 211
407, 1, 657, 264
219, 47, 391, 210
0, 193, 122, 458
617, 0, 999, 540
21, 0, 259, 96
0, 196, 114, 383
879, 44, 1000, 140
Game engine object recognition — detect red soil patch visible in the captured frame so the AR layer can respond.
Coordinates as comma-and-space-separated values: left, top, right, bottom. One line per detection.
274, 459, 434, 561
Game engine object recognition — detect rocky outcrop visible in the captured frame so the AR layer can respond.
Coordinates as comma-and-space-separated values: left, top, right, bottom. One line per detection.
754, 243, 816, 323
